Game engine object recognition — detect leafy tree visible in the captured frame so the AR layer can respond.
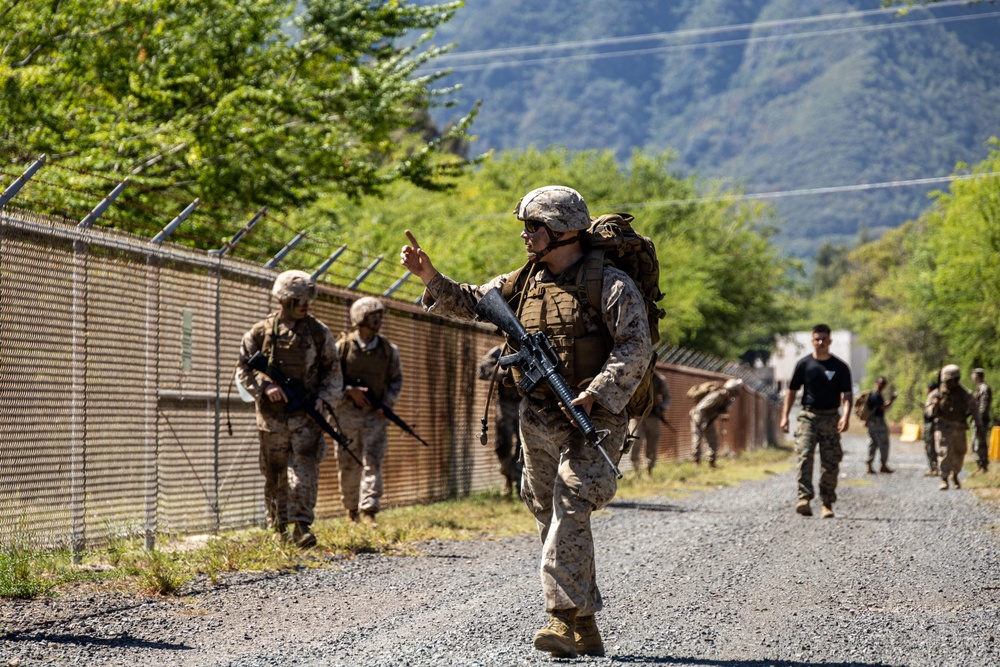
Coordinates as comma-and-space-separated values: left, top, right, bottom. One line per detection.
0, 0, 475, 247
838, 142, 1000, 420
293, 147, 800, 358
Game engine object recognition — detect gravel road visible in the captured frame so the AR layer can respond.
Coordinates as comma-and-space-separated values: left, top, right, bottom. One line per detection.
3, 432, 999, 667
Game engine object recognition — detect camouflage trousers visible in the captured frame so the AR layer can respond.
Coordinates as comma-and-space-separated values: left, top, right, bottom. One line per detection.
495, 398, 523, 492
972, 420, 992, 469
334, 409, 389, 513
258, 420, 325, 528
935, 421, 968, 481
519, 398, 627, 616
630, 416, 661, 472
923, 420, 937, 472
865, 415, 890, 467
794, 410, 843, 505
689, 410, 719, 464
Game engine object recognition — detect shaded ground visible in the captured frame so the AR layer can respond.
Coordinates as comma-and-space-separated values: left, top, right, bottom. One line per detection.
2, 433, 998, 666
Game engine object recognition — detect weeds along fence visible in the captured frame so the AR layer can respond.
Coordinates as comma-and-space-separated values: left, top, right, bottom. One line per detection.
0, 206, 779, 551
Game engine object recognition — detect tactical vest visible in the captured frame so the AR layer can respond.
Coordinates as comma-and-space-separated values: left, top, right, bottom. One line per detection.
338, 332, 392, 401
937, 386, 972, 426
259, 314, 324, 415
501, 255, 610, 399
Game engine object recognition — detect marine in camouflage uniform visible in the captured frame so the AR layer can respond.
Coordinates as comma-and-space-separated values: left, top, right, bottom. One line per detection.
629, 371, 669, 475
401, 185, 652, 659
779, 324, 853, 520
925, 364, 984, 490
971, 368, 992, 474
478, 345, 523, 495
864, 376, 897, 474
334, 297, 403, 526
689, 378, 742, 467
922, 380, 940, 477
237, 270, 343, 548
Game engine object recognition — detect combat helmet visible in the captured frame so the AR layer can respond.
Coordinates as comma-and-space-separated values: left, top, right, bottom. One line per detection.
941, 364, 961, 381
513, 186, 590, 232
350, 296, 385, 327
272, 270, 317, 303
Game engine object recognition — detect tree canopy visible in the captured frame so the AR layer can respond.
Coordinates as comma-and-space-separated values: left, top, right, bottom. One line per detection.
291, 147, 801, 358
829, 141, 1000, 419
0, 0, 475, 242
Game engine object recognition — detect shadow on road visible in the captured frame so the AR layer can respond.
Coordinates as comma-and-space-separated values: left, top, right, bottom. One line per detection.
1, 631, 190, 651
606, 500, 689, 513
612, 655, 904, 667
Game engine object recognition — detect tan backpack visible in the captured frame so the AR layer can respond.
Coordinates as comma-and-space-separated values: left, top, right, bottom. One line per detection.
687, 381, 722, 403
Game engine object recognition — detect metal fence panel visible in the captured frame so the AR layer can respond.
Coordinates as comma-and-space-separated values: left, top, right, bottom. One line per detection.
0, 208, 779, 549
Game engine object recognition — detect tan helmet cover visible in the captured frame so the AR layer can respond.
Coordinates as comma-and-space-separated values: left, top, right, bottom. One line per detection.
941, 364, 961, 381
513, 185, 590, 232
272, 270, 317, 302
350, 296, 385, 327
724, 378, 743, 391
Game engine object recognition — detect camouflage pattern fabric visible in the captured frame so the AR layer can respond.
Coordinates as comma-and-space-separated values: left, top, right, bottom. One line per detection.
334, 332, 403, 514
936, 422, 968, 481
421, 263, 651, 616
495, 393, 523, 491
630, 415, 661, 471
923, 416, 938, 472
519, 401, 627, 615
689, 413, 719, 464
259, 423, 325, 528
334, 410, 389, 513
794, 410, 843, 505
865, 414, 890, 467
972, 382, 993, 469
238, 313, 342, 531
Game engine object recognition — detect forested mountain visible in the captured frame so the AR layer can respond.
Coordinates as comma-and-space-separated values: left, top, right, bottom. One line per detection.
425, 0, 1000, 258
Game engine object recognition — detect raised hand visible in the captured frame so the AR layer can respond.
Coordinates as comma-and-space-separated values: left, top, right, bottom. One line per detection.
400, 229, 438, 284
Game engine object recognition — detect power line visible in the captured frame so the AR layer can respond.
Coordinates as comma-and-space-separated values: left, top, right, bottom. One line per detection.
432, 0, 974, 63
611, 172, 1000, 209
429, 8, 1000, 73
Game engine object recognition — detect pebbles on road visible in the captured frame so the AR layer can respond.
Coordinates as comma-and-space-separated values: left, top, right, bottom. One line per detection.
2, 434, 998, 666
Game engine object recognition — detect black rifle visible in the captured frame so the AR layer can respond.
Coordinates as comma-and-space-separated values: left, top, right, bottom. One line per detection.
349, 383, 431, 448
245, 351, 362, 466
655, 411, 676, 432
473, 287, 623, 478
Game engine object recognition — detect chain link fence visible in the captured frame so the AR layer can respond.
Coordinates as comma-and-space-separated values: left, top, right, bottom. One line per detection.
1, 205, 779, 551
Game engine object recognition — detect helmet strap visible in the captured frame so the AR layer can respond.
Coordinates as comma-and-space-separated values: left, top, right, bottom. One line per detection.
528, 231, 576, 262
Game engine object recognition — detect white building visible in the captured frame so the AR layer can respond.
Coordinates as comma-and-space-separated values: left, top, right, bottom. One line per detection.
769, 330, 870, 394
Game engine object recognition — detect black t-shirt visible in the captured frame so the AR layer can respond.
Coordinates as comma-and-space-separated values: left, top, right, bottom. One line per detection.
789, 354, 853, 410
866, 390, 885, 419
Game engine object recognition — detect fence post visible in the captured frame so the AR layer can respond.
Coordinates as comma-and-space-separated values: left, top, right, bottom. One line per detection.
206, 209, 265, 533
144, 247, 160, 550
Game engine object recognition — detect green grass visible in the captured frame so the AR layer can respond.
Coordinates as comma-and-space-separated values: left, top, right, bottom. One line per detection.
0, 445, 795, 600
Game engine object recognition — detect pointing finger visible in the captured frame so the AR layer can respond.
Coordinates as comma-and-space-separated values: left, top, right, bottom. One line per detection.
404, 229, 421, 249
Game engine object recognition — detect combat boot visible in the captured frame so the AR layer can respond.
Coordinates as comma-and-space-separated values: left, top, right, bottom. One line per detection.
347, 509, 360, 523
795, 499, 812, 516
923, 469, 938, 477
575, 614, 605, 657
361, 510, 379, 528
880, 464, 894, 474
951, 474, 961, 490
271, 524, 289, 544
533, 608, 578, 658
292, 522, 317, 548
821, 504, 835, 519
866, 463, 876, 474
939, 478, 949, 491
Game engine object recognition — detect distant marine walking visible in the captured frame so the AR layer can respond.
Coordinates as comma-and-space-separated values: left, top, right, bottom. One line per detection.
779, 324, 852, 520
